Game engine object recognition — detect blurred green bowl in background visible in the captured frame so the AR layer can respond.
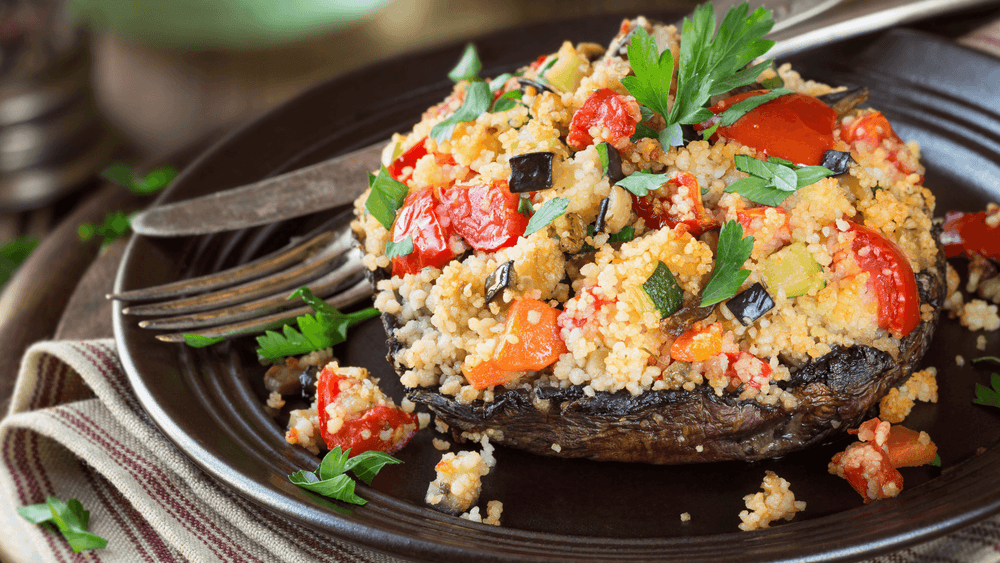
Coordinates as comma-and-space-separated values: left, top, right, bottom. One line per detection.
69, 0, 392, 49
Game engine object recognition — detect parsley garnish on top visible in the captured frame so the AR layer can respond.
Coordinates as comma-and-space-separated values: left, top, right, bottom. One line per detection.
622, 1, 776, 147
430, 81, 492, 143
18, 497, 108, 553
365, 166, 410, 230
725, 154, 833, 206
448, 43, 482, 83
700, 220, 755, 307
255, 287, 379, 361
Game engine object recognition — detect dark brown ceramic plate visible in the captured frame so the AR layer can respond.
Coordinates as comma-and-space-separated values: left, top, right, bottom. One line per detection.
113, 12, 1000, 563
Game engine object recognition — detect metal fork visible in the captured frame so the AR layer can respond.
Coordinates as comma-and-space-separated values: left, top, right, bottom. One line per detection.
108, 211, 373, 343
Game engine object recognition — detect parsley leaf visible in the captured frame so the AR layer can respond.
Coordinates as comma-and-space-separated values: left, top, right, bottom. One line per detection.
523, 197, 568, 237
431, 81, 491, 143
623, 2, 775, 147
0, 236, 37, 287
973, 373, 1000, 410
255, 287, 379, 361
385, 236, 414, 260
726, 154, 833, 206
78, 210, 135, 248
289, 447, 402, 505
18, 497, 108, 553
700, 220, 754, 307
974, 356, 1000, 364
490, 90, 523, 113
102, 163, 178, 194
616, 170, 667, 197
518, 195, 533, 217
488, 73, 513, 92
448, 43, 482, 83
596, 143, 611, 176
182, 334, 225, 348
365, 166, 409, 230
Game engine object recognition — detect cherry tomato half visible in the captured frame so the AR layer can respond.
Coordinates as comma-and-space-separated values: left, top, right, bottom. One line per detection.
841, 111, 920, 178
941, 210, 1000, 261
391, 188, 455, 277
707, 91, 836, 166
567, 88, 640, 151
387, 138, 428, 183
846, 222, 920, 337
443, 180, 528, 252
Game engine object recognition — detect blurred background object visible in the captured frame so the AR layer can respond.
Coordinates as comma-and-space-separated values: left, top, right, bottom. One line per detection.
0, 0, 115, 211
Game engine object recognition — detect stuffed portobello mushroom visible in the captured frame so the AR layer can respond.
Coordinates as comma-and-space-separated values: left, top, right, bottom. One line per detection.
351, 8, 944, 464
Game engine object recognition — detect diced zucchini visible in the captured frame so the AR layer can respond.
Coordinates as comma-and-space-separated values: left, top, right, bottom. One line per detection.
544, 42, 582, 93
761, 242, 825, 298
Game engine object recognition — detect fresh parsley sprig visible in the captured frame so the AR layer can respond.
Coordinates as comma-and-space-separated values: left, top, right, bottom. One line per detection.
430, 81, 492, 143
448, 43, 482, 83
973, 372, 1000, 410
523, 197, 569, 237
365, 166, 410, 230
701, 220, 754, 307
255, 287, 379, 361
622, 2, 776, 147
0, 236, 38, 288
102, 162, 178, 194
616, 170, 668, 197
385, 236, 414, 260
18, 497, 108, 553
78, 210, 135, 248
289, 446, 402, 506
725, 154, 833, 206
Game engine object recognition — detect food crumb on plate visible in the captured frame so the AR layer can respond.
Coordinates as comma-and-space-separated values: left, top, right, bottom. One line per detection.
680, 512, 691, 522
879, 367, 938, 423
978, 335, 988, 351
959, 299, 1000, 331
738, 471, 805, 531
551, 443, 562, 453
957, 355, 966, 367
433, 438, 451, 451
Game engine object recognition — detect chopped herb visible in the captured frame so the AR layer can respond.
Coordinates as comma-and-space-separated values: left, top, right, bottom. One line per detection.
616, 169, 667, 197
518, 195, 534, 217
289, 446, 402, 505
255, 287, 379, 361
447, 43, 482, 83
760, 74, 784, 90
643, 261, 683, 318
623, 2, 775, 147
931, 454, 942, 467
700, 220, 754, 307
102, 163, 178, 194
523, 197, 568, 237
974, 356, 1000, 364
596, 143, 610, 176
364, 166, 409, 230
182, 334, 224, 348
385, 236, 414, 260
726, 154, 833, 206
18, 497, 108, 553
78, 210, 135, 248
610, 225, 636, 243
490, 90, 523, 113
430, 81, 491, 143
536, 55, 558, 76
0, 236, 37, 287
631, 122, 659, 142
973, 372, 1000, 410
871, 183, 884, 196
488, 73, 513, 92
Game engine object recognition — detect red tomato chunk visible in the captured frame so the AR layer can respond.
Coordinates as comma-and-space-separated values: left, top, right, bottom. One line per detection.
941, 210, 1000, 262
830, 417, 938, 502
707, 91, 836, 166
632, 171, 719, 236
566, 88, 640, 151
391, 188, 455, 277
316, 364, 418, 455
846, 222, 920, 337
444, 180, 528, 252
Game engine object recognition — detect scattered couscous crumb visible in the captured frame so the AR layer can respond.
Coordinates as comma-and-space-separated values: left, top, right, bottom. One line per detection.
433, 438, 451, 451
418, 412, 431, 430
978, 335, 988, 350
879, 367, 938, 423
266, 391, 285, 410
959, 299, 1000, 331
680, 512, 691, 522
551, 443, 562, 453
460, 500, 503, 526
957, 355, 966, 367
426, 450, 490, 514
738, 471, 805, 531
434, 417, 450, 434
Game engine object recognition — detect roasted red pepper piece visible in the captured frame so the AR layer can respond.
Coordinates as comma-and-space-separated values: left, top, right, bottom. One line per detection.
884, 425, 938, 468
566, 88, 640, 151
671, 323, 723, 362
725, 351, 772, 389
941, 210, 1000, 261
846, 222, 920, 337
705, 90, 836, 166
391, 188, 455, 277
387, 138, 429, 183
632, 171, 719, 236
443, 180, 528, 252
316, 365, 418, 454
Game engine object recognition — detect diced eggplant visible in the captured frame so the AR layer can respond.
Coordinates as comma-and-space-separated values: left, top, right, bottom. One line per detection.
594, 197, 611, 234
821, 150, 854, 176
724, 282, 775, 326
485, 260, 515, 305
599, 141, 624, 183
509, 152, 555, 193
299, 365, 318, 399
818, 86, 870, 117
517, 78, 555, 96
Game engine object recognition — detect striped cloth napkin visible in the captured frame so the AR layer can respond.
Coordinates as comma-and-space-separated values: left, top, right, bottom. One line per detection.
4, 18, 1000, 563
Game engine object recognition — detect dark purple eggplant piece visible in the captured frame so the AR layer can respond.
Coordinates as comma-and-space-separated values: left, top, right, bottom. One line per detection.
821, 150, 854, 176
599, 141, 624, 184
517, 78, 555, 96
594, 198, 611, 234
485, 260, 515, 305
509, 152, 554, 193
725, 282, 775, 326
818, 86, 870, 117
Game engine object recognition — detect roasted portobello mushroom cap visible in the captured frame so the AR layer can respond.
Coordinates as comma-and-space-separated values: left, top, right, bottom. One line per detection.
366, 252, 943, 464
